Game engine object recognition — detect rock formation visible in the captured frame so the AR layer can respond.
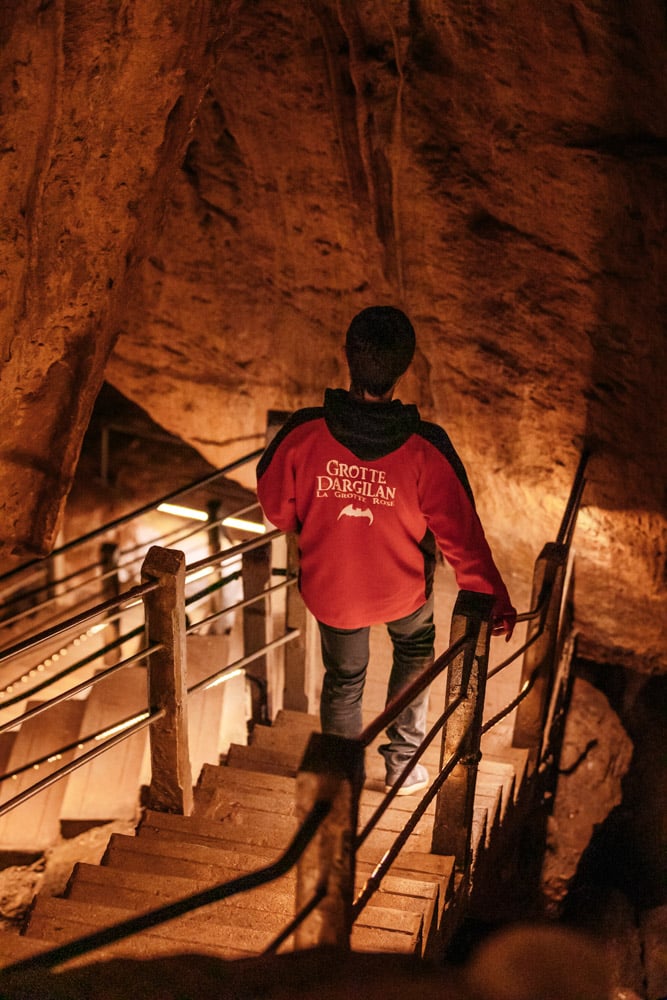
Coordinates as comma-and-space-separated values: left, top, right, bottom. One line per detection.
1, 1, 665, 681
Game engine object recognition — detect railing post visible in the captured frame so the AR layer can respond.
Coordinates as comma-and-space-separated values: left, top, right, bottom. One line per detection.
283, 533, 320, 713
295, 732, 364, 949
141, 545, 193, 815
431, 590, 495, 875
205, 499, 227, 635
242, 542, 273, 722
513, 542, 568, 753
100, 541, 121, 663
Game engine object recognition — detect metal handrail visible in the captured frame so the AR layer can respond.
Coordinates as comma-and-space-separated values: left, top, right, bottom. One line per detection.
0, 639, 161, 738
0, 500, 265, 633
0, 581, 158, 665
185, 528, 281, 576
0, 531, 279, 707
0, 504, 265, 645
356, 690, 467, 849
358, 633, 471, 748
0, 448, 264, 589
0, 707, 165, 818
352, 724, 471, 918
556, 448, 589, 548
3, 799, 332, 975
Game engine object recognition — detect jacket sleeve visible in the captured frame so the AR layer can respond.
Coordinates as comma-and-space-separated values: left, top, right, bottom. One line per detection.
419, 440, 515, 619
256, 430, 300, 534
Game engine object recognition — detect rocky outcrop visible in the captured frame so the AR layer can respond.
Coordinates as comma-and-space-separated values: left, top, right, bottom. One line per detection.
1, 2, 665, 672
541, 678, 633, 911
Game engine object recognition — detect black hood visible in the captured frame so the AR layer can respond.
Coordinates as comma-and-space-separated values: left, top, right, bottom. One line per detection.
323, 388, 420, 461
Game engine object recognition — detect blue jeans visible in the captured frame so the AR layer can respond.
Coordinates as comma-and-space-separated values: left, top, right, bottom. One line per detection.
318, 595, 435, 774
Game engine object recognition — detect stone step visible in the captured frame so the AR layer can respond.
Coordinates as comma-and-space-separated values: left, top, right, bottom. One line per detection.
69, 859, 296, 915
471, 806, 488, 859
24, 895, 269, 959
28, 883, 420, 961
101, 828, 442, 946
193, 767, 432, 838
135, 812, 448, 945
271, 709, 320, 733
104, 830, 282, 883
246, 731, 309, 769
246, 719, 509, 831
0, 930, 58, 969
196, 760, 297, 798
482, 747, 531, 795
102, 830, 440, 910
66, 861, 422, 940
477, 759, 516, 818
139, 805, 432, 862
199, 759, 433, 823
225, 743, 299, 777
59, 668, 148, 831
472, 784, 503, 850
0, 699, 86, 855
68, 859, 429, 929
224, 743, 439, 822
351, 924, 417, 955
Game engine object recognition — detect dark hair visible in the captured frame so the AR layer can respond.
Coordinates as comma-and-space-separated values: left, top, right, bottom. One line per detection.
345, 306, 416, 397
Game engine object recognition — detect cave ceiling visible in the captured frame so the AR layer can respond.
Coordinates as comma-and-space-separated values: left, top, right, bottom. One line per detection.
0, 1, 665, 672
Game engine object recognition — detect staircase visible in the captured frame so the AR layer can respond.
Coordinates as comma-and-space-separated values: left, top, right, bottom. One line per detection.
0, 706, 530, 973
0, 633, 247, 856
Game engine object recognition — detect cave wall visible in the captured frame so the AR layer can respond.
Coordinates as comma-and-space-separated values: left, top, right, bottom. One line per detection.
0, 1, 665, 672
0, 0, 241, 555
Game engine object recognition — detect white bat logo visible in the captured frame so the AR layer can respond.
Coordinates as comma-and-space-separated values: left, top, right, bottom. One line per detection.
337, 503, 374, 526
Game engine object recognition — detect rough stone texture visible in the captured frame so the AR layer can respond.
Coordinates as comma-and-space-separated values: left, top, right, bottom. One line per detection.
0, 0, 242, 557
0, 819, 136, 930
0, 2, 666, 674
542, 678, 633, 912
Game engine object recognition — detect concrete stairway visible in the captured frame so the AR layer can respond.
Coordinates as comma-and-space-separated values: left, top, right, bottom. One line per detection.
0, 700, 87, 857
0, 633, 246, 855
0, 706, 531, 973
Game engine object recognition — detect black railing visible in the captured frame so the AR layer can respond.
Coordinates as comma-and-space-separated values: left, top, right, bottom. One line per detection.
0, 450, 264, 642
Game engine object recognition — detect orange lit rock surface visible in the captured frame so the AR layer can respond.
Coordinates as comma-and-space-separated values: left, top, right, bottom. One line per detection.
0, 2, 665, 672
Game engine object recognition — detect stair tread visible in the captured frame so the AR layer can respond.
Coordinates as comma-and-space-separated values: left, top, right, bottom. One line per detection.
0, 931, 58, 967
225, 743, 299, 777
0, 699, 87, 852
197, 762, 297, 796
26, 895, 277, 957
28, 888, 420, 958
70, 860, 431, 922
271, 710, 320, 731
139, 806, 432, 860
59, 668, 147, 824
191, 778, 438, 838
198, 759, 435, 822
103, 831, 443, 904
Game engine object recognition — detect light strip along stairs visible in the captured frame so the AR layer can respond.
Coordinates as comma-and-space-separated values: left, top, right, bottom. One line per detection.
4, 708, 529, 967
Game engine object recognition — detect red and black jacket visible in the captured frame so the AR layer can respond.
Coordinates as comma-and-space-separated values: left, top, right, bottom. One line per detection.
257, 388, 513, 629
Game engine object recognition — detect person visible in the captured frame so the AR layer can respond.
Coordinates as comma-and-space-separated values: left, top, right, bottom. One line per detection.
256, 306, 515, 795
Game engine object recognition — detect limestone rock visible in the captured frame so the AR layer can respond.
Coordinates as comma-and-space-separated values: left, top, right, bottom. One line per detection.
541, 678, 633, 911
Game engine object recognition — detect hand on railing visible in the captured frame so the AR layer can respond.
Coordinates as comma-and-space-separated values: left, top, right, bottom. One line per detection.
491, 599, 517, 641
